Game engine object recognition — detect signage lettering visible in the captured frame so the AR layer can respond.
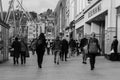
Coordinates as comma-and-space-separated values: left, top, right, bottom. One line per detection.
88, 4, 101, 18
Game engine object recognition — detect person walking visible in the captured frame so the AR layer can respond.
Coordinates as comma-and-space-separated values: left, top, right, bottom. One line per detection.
36, 33, 46, 68
47, 40, 51, 55
30, 39, 37, 55
111, 36, 118, 54
20, 38, 28, 65
88, 32, 101, 70
69, 38, 76, 57
80, 35, 88, 64
11, 37, 21, 65
61, 38, 69, 61
52, 36, 62, 64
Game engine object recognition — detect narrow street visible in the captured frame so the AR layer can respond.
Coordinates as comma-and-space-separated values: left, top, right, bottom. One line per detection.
0, 52, 120, 80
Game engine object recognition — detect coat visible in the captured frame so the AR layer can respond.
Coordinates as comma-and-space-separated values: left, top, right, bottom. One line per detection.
12, 40, 21, 57
61, 39, 69, 52
111, 39, 118, 53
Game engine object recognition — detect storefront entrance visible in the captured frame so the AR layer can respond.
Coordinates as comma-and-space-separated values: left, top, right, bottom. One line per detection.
86, 12, 106, 54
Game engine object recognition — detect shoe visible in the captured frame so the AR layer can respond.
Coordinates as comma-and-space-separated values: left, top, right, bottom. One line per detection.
91, 67, 94, 70
82, 62, 87, 64
57, 62, 59, 65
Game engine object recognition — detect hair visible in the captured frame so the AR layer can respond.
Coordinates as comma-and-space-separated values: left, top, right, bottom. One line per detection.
15, 37, 18, 41
91, 32, 96, 37
39, 33, 45, 39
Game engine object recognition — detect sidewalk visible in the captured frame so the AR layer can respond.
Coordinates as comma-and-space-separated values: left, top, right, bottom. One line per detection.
0, 53, 120, 80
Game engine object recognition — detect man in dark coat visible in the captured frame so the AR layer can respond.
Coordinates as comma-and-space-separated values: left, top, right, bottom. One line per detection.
12, 37, 21, 65
36, 33, 46, 68
111, 36, 118, 54
61, 38, 69, 61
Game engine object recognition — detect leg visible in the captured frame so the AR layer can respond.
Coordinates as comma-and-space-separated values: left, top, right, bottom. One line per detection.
89, 54, 94, 70
54, 51, 57, 63
65, 51, 68, 61
82, 51, 86, 64
56, 51, 60, 64
16, 57, 19, 64
13, 56, 16, 64
23, 53, 26, 64
61, 51, 64, 61
21, 53, 23, 64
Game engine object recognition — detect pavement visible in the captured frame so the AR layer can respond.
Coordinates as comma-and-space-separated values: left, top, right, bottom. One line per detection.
0, 52, 120, 80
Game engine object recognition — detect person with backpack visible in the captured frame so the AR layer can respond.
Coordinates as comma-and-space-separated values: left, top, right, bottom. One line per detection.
20, 38, 28, 65
36, 33, 46, 68
88, 32, 101, 70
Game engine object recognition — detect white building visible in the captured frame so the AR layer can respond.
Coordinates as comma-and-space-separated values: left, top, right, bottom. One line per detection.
27, 21, 36, 43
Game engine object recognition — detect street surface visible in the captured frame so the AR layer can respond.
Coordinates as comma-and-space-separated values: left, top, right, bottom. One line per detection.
0, 52, 120, 80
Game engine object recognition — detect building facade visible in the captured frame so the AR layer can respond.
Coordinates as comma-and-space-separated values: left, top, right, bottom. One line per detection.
27, 21, 36, 43
54, 0, 66, 38
74, 0, 120, 54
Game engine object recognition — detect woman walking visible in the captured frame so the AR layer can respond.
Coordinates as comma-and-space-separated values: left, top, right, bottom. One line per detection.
20, 38, 28, 64
36, 33, 46, 68
88, 32, 101, 70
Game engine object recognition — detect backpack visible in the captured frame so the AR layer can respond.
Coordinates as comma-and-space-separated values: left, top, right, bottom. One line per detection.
21, 41, 26, 52
88, 38, 98, 54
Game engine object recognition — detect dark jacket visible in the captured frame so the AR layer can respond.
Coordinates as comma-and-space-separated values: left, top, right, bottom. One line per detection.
80, 38, 88, 51
52, 39, 62, 51
36, 38, 46, 53
111, 39, 118, 53
69, 39, 76, 49
12, 40, 21, 57
61, 39, 69, 52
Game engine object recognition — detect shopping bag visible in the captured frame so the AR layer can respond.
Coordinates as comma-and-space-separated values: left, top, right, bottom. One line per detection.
83, 45, 88, 54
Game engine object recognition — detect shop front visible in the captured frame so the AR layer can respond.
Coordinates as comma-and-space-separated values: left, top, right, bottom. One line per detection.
84, 0, 113, 54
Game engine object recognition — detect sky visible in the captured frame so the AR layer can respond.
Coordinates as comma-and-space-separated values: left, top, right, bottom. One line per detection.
2, 0, 59, 14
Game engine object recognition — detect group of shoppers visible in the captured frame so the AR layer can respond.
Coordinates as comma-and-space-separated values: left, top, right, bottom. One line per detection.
10, 32, 118, 70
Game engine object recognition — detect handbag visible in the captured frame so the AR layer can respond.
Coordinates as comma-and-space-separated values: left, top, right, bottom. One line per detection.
10, 48, 14, 57
83, 45, 88, 54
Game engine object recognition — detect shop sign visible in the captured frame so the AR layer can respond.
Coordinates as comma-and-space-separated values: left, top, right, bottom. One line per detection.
88, 3, 101, 18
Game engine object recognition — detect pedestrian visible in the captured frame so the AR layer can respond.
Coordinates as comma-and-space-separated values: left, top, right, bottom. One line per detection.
11, 37, 21, 65
76, 40, 80, 56
80, 34, 88, 64
30, 39, 37, 55
20, 38, 28, 64
52, 36, 62, 64
47, 39, 51, 55
88, 32, 101, 70
61, 37, 69, 61
111, 36, 118, 54
35, 33, 46, 68
69, 38, 76, 57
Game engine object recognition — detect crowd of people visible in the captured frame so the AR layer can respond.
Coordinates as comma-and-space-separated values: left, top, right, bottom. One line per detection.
9, 32, 119, 71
